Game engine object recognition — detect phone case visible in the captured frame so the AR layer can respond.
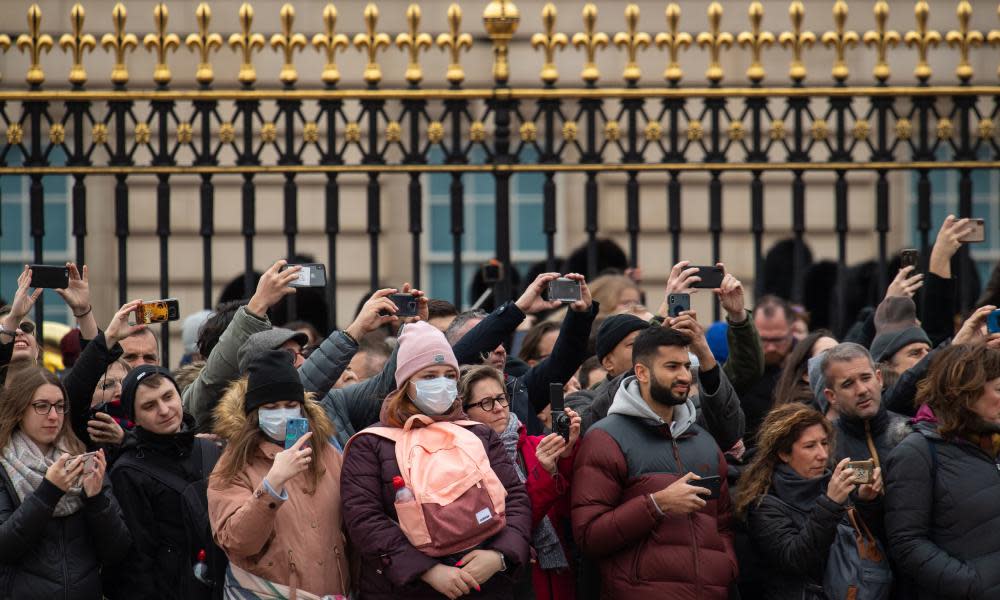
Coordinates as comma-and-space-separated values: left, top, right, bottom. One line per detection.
285, 417, 310, 449
137, 299, 180, 324
988, 310, 1000, 334
28, 265, 69, 289
390, 294, 419, 317
548, 279, 582, 302
668, 294, 690, 317
286, 264, 327, 288
691, 266, 725, 289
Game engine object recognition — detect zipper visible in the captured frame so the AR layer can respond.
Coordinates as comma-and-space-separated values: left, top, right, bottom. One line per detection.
60, 521, 69, 600
671, 439, 701, 594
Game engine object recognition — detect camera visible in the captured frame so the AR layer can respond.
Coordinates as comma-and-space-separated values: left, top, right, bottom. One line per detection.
549, 383, 570, 442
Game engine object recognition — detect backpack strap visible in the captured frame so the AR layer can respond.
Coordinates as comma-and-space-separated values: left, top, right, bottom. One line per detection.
343, 426, 403, 456
196, 438, 222, 479
114, 452, 191, 496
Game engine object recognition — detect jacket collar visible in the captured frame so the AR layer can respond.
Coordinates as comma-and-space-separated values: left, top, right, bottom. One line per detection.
771, 463, 831, 513
607, 376, 698, 438
132, 413, 197, 458
837, 402, 890, 438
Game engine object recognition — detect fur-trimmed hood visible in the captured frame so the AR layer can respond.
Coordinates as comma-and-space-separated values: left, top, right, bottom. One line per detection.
212, 376, 336, 442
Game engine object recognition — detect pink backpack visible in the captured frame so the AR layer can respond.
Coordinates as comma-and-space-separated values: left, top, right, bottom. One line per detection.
346, 414, 507, 557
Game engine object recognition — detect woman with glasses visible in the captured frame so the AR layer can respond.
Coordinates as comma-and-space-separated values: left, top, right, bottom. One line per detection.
459, 364, 582, 600
0, 366, 130, 599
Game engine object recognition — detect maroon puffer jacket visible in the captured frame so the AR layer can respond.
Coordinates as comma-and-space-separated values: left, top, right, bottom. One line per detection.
571, 413, 738, 599
341, 419, 532, 600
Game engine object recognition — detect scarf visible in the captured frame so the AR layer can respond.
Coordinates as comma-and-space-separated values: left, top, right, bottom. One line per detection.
500, 413, 569, 571
0, 430, 85, 517
771, 463, 832, 514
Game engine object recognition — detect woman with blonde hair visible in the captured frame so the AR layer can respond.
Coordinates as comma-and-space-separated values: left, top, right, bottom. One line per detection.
0, 366, 130, 599
208, 350, 349, 599
588, 274, 642, 318
735, 403, 882, 600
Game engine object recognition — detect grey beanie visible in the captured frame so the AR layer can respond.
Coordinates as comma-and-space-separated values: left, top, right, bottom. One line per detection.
237, 327, 309, 374
869, 296, 931, 363
807, 352, 829, 415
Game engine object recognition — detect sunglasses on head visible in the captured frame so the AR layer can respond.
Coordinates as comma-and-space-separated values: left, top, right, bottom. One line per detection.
16, 322, 34, 335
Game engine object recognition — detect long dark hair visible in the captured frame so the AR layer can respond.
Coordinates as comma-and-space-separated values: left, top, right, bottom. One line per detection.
773, 329, 834, 407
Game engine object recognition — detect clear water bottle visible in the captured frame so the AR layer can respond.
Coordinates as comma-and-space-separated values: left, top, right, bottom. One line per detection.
393, 476, 414, 502
193, 548, 211, 585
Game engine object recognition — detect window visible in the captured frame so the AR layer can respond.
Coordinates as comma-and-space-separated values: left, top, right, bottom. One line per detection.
424, 146, 550, 307
0, 147, 72, 323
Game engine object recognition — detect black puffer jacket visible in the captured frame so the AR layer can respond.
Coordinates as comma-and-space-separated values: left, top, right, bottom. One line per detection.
885, 424, 1000, 600
0, 466, 131, 599
746, 465, 881, 600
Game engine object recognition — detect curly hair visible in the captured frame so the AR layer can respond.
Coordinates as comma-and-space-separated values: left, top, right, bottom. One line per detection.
733, 403, 832, 517
915, 343, 1000, 438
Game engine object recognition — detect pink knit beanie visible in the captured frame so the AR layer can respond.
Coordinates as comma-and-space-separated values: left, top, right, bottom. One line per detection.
394, 320, 460, 389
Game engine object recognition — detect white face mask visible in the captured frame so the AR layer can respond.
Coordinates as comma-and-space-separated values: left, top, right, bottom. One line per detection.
410, 377, 458, 415
257, 406, 302, 441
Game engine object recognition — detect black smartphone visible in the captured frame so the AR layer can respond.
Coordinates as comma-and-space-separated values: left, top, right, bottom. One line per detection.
549, 383, 570, 442
547, 278, 582, 303
282, 263, 327, 288
667, 293, 690, 318
900, 249, 919, 271
958, 218, 985, 243
695, 474, 722, 500
28, 264, 69, 289
389, 293, 419, 317
481, 260, 504, 284
691, 266, 725, 289
132, 299, 180, 324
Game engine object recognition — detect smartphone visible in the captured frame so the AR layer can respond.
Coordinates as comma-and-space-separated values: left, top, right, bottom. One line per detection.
132, 299, 180, 325
68, 451, 99, 471
547, 278, 582, 303
388, 293, 419, 318
900, 248, 919, 271
847, 459, 875, 484
282, 263, 327, 288
284, 417, 310, 449
28, 264, 69, 289
549, 383, 570, 442
691, 265, 725, 289
695, 474, 722, 500
988, 309, 1000, 334
958, 218, 985, 243
481, 260, 505, 284
668, 293, 690, 318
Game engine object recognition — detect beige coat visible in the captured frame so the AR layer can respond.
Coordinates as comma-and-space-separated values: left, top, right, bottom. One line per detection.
207, 379, 350, 597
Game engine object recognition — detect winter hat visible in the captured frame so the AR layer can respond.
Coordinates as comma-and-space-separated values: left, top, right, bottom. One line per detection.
868, 297, 931, 363
121, 365, 177, 421
807, 352, 829, 415
245, 349, 304, 414
237, 328, 309, 374
182, 309, 213, 355
394, 321, 459, 389
705, 321, 730, 364
595, 314, 649, 361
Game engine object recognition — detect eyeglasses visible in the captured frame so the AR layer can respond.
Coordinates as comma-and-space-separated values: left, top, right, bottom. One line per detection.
99, 378, 123, 392
31, 402, 67, 415
464, 394, 508, 412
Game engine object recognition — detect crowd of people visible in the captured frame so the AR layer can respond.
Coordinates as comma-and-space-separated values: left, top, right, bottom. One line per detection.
0, 213, 998, 600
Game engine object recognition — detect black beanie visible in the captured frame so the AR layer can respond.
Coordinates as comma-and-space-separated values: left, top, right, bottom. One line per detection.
120, 365, 177, 422
245, 349, 304, 414
596, 314, 650, 361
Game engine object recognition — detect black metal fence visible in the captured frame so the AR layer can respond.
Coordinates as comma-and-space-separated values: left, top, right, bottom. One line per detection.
1, 0, 999, 365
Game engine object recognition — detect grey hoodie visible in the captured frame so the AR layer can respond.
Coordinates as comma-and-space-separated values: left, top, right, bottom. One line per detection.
607, 376, 698, 439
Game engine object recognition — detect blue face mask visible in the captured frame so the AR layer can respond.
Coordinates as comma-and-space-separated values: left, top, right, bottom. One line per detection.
257, 406, 302, 441
410, 377, 458, 415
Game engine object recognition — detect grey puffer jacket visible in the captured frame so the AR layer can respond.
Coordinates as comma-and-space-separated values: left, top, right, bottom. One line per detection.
319, 348, 400, 448
0, 469, 131, 599
884, 423, 1000, 600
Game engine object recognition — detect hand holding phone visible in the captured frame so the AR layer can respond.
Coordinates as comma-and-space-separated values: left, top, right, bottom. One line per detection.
668, 293, 690, 318
900, 249, 919, 271
388, 293, 419, 318
987, 309, 1000, 335
282, 263, 327, 288
547, 278, 582, 303
29, 265, 70, 289
958, 218, 985, 243
284, 417, 310, 449
130, 299, 180, 325
694, 475, 722, 500
690, 266, 725, 289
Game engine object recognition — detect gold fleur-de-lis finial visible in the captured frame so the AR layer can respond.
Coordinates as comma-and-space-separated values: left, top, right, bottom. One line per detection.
989, 6, 1000, 78
822, 1, 859, 83
100, 3, 138, 85
143, 3, 180, 86
655, 4, 692, 84
613, 5, 651, 84
572, 4, 609, 84
946, 1, 984, 83
354, 3, 391, 86
737, 2, 774, 83
312, 4, 349, 86
905, 1, 940, 83
863, 1, 900, 83
270, 4, 307, 85
59, 4, 96, 86
778, 1, 815, 83
185, 3, 222, 86
396, 4, 433, 85
697, 3, 734, 84
437, 4, 473, 86
531, 3, 568, 85
17, 4, 53, 86
228, 3, 266, 86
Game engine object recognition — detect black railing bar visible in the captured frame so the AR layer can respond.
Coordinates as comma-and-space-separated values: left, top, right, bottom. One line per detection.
1, 86, 996, 102
5, 161, 1000, 175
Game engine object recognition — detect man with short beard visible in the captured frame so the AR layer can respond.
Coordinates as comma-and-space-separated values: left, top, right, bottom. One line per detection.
572, 326, 737, 598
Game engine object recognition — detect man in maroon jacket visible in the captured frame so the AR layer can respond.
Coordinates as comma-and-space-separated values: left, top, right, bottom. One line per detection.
571, 325, 738, 599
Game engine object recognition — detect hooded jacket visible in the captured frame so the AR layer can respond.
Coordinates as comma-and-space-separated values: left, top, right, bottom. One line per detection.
571, 377, 737, 599
885, 423, 1000, 600
340, 403, 532, 600
0, 465, 130, 599
207, 379, 350, 598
